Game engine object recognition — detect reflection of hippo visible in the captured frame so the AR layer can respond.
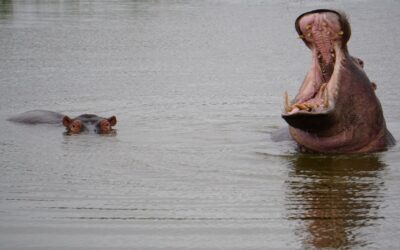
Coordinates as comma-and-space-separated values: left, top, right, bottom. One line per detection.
8, 110, 117, 134
281, 9, 395, 153
286, 155, 384, 248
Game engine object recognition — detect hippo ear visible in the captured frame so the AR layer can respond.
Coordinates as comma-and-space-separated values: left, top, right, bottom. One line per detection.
107, 116, 117, 126
62, 116, 72, 127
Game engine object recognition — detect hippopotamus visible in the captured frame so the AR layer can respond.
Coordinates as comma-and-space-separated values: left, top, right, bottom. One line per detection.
281, 9, 395, 153
8, 110, 117, 134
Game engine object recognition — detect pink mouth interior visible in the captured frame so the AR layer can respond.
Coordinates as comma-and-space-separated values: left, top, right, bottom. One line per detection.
285, 12, 343, 115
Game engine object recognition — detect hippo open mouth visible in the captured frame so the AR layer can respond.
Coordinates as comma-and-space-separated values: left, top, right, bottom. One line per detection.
280, 9, 394, 153
282, 9, 351, 130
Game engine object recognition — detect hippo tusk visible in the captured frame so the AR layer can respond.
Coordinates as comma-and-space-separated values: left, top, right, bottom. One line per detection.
284, 91, 292, 112
323, 88, 329, 108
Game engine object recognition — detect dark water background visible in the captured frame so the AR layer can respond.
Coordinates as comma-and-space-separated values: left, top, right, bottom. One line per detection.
1, 0, 400, 249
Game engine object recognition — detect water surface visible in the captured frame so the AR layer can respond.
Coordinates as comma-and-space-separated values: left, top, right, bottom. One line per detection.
1, 0, 400, 249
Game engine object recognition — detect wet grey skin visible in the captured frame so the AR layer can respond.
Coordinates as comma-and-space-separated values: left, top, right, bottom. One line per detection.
282, 9, 395, 153
7, 110, 64, 124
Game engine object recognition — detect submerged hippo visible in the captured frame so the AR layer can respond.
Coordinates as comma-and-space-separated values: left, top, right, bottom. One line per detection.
282, 9, 395, 153
8, 110, 117, 134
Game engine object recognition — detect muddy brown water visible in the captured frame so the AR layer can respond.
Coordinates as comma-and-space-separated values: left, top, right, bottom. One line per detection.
1, 1, 400, 249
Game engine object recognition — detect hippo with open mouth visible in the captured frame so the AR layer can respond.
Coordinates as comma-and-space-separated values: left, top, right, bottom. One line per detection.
282, 9, 395, 153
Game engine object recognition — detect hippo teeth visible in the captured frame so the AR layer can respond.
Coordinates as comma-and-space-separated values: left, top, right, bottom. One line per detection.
323, 87, 329, 108
284, 83, 330, 114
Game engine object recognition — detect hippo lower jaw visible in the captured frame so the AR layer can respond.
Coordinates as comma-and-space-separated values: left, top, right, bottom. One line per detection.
281, 9, 395, 153
282, 43, 345, 132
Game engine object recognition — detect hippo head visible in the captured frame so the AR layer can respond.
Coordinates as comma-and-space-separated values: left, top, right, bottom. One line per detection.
281, 9, 394, 153
63, 114, 117, 134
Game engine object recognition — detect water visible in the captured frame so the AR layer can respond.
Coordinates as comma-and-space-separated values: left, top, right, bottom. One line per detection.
1, 0, 400, 249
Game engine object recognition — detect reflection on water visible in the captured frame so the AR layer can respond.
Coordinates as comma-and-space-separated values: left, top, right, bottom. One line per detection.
286, 154, 385, 249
